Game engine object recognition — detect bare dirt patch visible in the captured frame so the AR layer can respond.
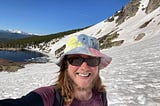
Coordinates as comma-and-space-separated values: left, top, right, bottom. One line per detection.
0, 59, 31, 72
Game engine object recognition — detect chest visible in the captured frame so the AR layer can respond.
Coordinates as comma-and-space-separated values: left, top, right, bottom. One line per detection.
66, 97, 103, 106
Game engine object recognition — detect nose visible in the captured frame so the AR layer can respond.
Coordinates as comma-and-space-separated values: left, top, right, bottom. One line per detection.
80, 61, 89, 69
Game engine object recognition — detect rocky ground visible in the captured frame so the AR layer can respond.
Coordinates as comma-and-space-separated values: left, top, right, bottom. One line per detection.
0, 59, 31, 72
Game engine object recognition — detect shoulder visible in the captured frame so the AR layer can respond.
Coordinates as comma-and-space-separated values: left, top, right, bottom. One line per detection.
33, 85, 55, 106
94, 90, 108, 106
33, 85, 55, 96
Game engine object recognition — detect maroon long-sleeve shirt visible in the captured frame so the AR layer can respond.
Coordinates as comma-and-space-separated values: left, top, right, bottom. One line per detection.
34, 86, 108, 106
0, 86, 108, 106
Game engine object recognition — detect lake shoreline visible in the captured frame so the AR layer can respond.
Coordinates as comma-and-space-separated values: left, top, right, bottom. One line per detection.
0, 48, 23, 51
0, 48, 49, 72
0, 58, 46, 72
0, 48, 48, 62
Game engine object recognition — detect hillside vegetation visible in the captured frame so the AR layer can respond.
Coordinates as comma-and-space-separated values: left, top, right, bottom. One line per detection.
0, 27, 89, 48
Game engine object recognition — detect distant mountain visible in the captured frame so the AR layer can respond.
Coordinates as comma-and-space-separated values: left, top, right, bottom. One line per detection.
0, 29, 36, 42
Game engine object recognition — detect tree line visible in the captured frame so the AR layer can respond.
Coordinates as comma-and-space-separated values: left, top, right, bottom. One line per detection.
0, 26, 90, 48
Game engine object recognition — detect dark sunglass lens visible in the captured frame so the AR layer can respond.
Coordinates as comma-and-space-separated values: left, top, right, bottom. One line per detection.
68, 57, 100, 66
68, 57, 83, 66
87, 57, 100, 66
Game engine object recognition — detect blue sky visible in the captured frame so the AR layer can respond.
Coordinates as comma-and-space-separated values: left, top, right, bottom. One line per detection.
0, 0, 130, 35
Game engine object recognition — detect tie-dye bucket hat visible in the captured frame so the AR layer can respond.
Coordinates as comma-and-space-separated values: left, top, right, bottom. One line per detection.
56, 34, 112, 70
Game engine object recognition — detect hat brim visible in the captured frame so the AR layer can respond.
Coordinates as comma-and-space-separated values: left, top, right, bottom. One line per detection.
56, 47, 112, 70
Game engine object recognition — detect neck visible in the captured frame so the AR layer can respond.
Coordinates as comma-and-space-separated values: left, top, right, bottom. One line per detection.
74, 87, 93, 101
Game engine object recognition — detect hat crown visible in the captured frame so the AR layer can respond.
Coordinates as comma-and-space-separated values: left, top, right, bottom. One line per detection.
56, 34, 112, 70
64, 34, 99, 53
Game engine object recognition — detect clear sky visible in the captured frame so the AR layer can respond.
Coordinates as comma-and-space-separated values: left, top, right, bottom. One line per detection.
0, 0, 130, 35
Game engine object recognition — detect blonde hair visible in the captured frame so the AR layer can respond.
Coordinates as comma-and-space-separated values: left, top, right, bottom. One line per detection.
55, 59, 106, 105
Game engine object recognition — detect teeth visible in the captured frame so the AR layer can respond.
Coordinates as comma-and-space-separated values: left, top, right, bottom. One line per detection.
77, 72, 91, 77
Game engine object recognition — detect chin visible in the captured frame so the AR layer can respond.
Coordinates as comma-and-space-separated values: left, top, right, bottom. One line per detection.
77, 84, 93, 90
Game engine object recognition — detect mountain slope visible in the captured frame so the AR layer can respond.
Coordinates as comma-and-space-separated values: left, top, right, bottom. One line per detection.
36, 0, 160, 58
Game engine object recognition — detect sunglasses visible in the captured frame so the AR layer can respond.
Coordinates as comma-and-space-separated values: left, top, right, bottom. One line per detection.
67, 56, 100, 67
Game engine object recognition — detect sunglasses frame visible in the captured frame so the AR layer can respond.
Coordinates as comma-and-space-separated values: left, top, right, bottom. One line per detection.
66, 56, 101, 67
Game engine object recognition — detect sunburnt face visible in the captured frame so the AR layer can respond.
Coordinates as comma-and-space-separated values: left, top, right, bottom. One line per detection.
67, 54, 99, 90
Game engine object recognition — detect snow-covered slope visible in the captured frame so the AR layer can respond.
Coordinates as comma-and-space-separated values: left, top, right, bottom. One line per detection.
104, 34, 160, 106
38, 0, 160, 58
0, 27, 160, 106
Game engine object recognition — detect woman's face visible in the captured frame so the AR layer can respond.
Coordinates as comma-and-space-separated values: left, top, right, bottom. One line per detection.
67, 54, 100, 90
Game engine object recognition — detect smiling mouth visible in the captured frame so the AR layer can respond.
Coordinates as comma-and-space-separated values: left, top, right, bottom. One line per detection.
76, 72, 91, 77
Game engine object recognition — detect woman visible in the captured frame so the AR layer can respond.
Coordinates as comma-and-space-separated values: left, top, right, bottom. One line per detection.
0, 34, 112, 106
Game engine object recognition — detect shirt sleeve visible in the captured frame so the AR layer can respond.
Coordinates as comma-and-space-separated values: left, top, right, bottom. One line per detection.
33, 86, 55, 106
0, 91, 44, 106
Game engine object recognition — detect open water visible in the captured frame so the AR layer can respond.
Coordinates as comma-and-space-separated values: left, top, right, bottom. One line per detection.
0, 50, 48, 62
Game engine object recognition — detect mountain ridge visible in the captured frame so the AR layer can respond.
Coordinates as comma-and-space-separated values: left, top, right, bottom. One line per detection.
0, 29, 36, 42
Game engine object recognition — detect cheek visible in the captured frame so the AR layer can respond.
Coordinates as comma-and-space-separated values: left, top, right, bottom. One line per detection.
92, 66, 98, 70
90, 66, 99, 72
92, 67, 99, 76
68, 65, 79, 72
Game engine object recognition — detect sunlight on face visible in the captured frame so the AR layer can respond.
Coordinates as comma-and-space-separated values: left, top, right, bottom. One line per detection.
67, 54, 99, 90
